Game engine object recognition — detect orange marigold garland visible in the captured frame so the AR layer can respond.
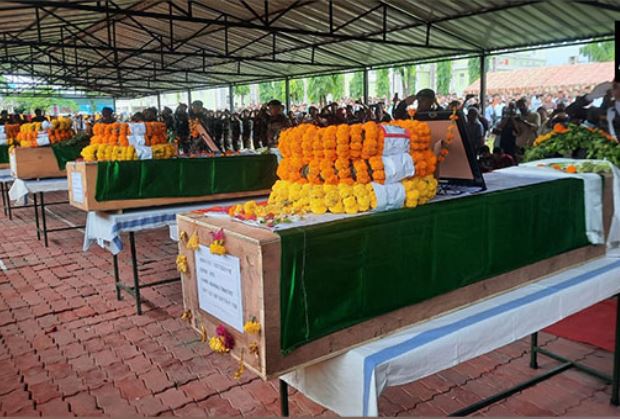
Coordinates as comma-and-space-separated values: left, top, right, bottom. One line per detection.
227, 120, 439, 222
437, 110, 458, 163
350, 124, 363, 159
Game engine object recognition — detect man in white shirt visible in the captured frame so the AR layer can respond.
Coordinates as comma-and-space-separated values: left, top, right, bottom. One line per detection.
530, 94, 542, 112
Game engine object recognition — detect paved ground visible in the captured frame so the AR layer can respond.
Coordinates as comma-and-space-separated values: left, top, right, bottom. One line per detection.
0, 192, 619, 416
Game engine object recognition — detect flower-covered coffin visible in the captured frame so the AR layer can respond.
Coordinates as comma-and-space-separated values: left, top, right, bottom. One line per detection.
66, 154, 278, 212
9, 119, 87, 179
227, 121, 439, 223
81, 122, 174, 161
10, 147, 67, 179
176, 119, 609, 380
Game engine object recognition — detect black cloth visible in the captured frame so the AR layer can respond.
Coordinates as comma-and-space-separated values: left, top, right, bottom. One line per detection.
230, 118, 241, 151
162, 114, 174, 130
174, 111, 190, 153
499, 118, 517, 158
393, 100, 409, 120
242, 117, 253, 149
379, 113, 392, 123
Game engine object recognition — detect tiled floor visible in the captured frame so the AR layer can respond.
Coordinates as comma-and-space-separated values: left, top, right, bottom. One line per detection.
0, 192, 619, 416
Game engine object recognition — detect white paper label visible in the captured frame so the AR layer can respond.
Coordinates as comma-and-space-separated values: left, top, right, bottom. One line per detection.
36, 133, 50, 146
195, 244, 243, 332
70, 171, 84, 204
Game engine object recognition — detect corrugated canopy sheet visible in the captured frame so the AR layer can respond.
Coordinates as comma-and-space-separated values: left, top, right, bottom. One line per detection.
0, 0, 617, 97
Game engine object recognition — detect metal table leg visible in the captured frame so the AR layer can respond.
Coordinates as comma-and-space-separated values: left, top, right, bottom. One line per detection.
129, 231, 142, 315
113, 231, 181, 315
40, 192, 49, 247
33, 193, 40, 240
612, 294, 620, 405
530, 332, 539, 369
279, 379, 289, 417
113, 254, 122, 301
1, 182, 6, 216
6, 182, 12, 220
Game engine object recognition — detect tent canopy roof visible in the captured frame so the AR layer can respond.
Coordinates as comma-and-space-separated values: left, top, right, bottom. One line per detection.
0, 0, 617, 98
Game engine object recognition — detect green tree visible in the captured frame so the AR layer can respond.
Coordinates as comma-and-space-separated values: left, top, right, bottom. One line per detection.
234, 84, 250, 106
288, 79, 305, 104
0, 91, 78, 114
375, 68, 390, 99
467, 56, 491, 85
396, 65, 416, 97
436, 61, 452, 95
468, 57, 480, 86
258, 81, 285, 104
349, 72, 364, 100
580, 41, 614, 62
307, 74, 344, 106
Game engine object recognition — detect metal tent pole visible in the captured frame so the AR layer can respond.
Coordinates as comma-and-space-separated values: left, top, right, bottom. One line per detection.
187, 89, 192, 105
229, 84, 234, 111
479, 51, 487, 110
156, 92, 162, 111
285, 77, 290, 111
363, 68, 369, 104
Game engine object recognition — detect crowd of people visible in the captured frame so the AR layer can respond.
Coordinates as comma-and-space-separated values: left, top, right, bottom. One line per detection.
2, 81, 618, 173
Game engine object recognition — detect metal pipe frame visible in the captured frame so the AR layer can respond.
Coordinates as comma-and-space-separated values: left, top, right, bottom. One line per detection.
0, 0, 614, 98
31, 192, 85, 248
479, 51, 487, 109
277, 294, 620, 416
112, 231, 181, 315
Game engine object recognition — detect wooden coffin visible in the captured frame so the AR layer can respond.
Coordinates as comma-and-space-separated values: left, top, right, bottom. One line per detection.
10, 147, 64, 179
66, 161, 271, 212
176, 175, 613, 379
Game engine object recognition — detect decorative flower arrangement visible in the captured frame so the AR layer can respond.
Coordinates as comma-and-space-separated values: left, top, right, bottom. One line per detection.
186, 232, 199, 251
536, 161, 611, 175
90, 122, 167, 146
199, 323, 208, 343
81, 122, 176, 161
525, 123, 620, 165
15, 118, 75, 147
437, 110, 458, 163
209, 229, 226, 255
81, 144, 137, 161
178, 230, 188, 243
243, 319, 261, 335
209, 324, 235, 353
226, 119, 440, 225
390, 119, 437, 176
176, 255, 188, 273
233, 349, 245, 380
180, 310, 192, 322
5, 124, 20, 145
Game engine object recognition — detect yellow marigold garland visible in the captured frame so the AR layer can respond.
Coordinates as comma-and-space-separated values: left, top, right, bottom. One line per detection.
176, 255, 188, 273
243, 320, 261, 334
209, 336, 228, 353
186, 232, 199, 251
224, 119, 442, 222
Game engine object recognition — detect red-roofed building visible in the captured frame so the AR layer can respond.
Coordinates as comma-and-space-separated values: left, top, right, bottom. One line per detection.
464, 61, 614, 96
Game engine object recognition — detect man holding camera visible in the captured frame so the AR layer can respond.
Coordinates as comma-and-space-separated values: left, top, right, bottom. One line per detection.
514, 98, 541, 158
496, 98, 540, 160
